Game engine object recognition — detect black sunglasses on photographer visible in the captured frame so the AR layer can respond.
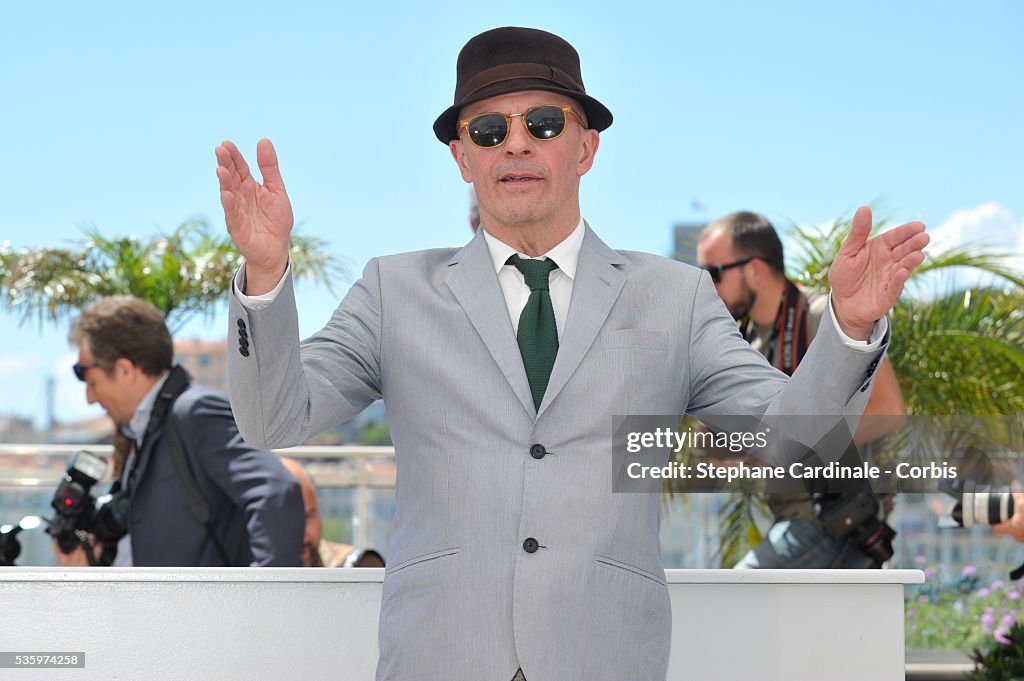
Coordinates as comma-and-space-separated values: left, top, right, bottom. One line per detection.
72, 362, 103, 382
701, 257, 754, 284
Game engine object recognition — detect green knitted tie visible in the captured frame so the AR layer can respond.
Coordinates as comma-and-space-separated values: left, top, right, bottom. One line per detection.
510, 255, 560, 411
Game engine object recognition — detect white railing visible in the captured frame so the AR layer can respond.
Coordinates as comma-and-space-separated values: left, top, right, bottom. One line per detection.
0, 444, 395, 549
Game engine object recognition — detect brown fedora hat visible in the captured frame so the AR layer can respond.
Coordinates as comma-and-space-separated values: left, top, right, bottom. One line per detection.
433, 26, 613, 145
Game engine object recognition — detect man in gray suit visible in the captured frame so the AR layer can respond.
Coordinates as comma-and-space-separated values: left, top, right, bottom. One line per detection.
215, 26, 928, 681
58, 295, 304, 567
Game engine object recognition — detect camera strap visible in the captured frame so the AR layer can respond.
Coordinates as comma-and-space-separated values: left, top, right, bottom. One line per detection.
165, 413, 232, 566
124, 365, 193, 493
741, 280, 811, 376
775, 280, 810, 376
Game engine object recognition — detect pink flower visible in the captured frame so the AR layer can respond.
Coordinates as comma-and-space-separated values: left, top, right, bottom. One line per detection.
1009, 590, 1021, 600
963, 565, 978, 576
977, 588, 991, 598
995, 627, 1011, 645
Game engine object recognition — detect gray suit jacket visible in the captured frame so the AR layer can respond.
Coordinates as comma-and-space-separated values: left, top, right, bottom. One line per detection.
227, 227, 885, 681
125, 384, 304, 567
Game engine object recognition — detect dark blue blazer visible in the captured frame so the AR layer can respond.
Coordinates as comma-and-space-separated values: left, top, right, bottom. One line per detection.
123, 384, 304, 566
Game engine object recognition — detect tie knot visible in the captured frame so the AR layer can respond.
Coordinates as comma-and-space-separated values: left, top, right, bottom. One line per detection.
510, 255, 558, 291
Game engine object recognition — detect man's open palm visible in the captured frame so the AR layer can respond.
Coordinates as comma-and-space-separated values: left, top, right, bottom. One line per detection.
216, 138, 294, 280
829, 206, 929, 338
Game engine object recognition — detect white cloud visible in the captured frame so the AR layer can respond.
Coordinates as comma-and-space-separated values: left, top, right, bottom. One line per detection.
923, 202, 1024, 290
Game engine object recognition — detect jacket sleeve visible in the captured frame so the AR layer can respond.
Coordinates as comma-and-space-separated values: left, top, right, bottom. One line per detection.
227, 259, 384, 449
685, 271, 888, 466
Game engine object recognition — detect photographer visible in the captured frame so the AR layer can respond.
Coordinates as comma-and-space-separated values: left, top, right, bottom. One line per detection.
56, 295, 303, 566
697, 212, 907, 568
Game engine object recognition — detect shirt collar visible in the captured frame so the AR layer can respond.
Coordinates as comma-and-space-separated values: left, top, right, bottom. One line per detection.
121, 371, 171, 447
480, 217, 585, 281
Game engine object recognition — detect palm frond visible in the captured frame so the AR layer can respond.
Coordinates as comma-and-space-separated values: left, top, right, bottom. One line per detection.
0, 219, 346, 332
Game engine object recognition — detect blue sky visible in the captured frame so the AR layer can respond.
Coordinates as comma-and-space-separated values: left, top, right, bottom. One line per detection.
1, 1, 1022, 426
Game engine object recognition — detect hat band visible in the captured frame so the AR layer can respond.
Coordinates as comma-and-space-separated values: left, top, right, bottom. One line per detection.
457, 63, 584, 103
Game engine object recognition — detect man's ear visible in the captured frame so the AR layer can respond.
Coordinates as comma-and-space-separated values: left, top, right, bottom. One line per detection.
450, 140, 474, 183
112, 357, 138, 381
576, 129, 600, 177
748, 257, 771, 285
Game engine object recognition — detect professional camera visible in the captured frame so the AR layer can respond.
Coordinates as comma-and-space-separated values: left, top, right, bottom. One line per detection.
817, 493, 896, 566
939, 477, 1015, 528
48, 450, 129, 555
0, 516, 43, 566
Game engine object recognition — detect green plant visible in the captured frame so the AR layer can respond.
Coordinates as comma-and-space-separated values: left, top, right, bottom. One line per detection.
906, 565, 1022, 650
968, 620, 1024, 680
0, 219, 345, 332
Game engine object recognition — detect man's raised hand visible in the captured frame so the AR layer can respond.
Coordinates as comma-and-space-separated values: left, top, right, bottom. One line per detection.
216, 139, 294, 295
829, 206, 929, 340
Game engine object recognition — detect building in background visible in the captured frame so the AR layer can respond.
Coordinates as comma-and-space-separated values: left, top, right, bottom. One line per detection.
174, 339, 228, 394
673, 222, 705, 266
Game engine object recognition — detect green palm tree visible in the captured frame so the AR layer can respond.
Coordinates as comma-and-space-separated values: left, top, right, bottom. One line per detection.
670, 212, 1024, 567
0, 219, 345, 332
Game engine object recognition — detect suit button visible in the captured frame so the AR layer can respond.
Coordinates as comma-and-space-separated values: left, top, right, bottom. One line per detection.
530, 444, 546, 459
523, 538, 539, 553
239, 347, 250, 358
239, 328, 248, 341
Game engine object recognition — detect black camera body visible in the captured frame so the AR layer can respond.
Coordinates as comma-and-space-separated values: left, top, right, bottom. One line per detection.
817, 492, 896, 566
48, 450, 129, 555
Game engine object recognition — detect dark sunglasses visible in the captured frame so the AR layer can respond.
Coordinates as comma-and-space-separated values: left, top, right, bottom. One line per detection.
457, 105, 587, 149
701, 257, 753, 284
72, 362, 103, 382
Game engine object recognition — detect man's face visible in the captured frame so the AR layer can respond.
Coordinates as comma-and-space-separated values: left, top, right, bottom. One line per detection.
696, 230, 757, 320
76, 342, 139, 427
449, 90, 599, 233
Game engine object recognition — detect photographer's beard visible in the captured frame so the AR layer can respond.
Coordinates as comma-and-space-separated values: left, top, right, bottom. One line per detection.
727, 279, 758, 321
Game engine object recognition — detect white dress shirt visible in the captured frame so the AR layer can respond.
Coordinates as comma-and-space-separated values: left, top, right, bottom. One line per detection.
479, 218, 584, 340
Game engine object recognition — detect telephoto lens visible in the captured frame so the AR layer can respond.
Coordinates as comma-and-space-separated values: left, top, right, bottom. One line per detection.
952, 492, 1015, 528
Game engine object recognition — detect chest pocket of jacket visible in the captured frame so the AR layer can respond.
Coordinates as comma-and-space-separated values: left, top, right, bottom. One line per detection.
590, 329, 671, 413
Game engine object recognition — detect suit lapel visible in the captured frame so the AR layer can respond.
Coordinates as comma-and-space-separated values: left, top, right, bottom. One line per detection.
446, 232, 536, 417
539, 226, 626, 417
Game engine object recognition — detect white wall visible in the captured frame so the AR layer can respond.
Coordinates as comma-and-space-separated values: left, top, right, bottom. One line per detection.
0, 568, 922, 681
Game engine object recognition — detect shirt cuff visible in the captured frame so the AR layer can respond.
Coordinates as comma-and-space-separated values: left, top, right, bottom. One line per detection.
234, 260, 292, 310
827, 293, 887, 350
